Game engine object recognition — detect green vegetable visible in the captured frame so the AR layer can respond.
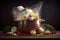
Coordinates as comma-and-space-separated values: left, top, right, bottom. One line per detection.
42, 23, 56, 33
3, 26, 11, 33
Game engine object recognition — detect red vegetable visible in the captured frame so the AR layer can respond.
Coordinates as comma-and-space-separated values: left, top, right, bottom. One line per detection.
5, 32, 12, 36
50, 31, 55, 34
29, 14, 32, 17
17, 32, 31, 36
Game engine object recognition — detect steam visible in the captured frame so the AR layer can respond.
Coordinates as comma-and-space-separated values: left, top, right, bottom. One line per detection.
12, 1, 44, 21
30, 1, 44, 18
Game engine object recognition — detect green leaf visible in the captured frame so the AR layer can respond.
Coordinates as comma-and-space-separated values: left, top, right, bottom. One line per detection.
42, 23, 56, 33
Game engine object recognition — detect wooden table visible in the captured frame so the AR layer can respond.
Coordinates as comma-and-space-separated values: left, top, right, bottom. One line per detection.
0, 31, 60, 39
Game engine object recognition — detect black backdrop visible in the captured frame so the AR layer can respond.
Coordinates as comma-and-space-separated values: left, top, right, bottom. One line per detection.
0, 0, 60, 31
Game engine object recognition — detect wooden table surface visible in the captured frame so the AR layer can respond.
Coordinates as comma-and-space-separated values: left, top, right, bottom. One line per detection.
0, 31, 60, 39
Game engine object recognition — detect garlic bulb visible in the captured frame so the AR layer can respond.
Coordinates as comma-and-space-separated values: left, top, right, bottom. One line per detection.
30, 30, 36, 35
39, 27, 44, 32
45, 30, 51, 33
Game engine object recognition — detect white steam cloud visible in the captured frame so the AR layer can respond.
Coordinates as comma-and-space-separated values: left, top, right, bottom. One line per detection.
12, 1, 44, 21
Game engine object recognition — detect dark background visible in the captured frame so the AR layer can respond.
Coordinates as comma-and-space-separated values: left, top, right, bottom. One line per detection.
0, 0, 60, 31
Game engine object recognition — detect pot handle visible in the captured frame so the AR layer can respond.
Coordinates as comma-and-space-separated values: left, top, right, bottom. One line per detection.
39, 19, 45, 22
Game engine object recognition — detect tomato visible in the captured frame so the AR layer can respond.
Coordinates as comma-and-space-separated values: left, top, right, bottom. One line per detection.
5, 32, 12, 36
50, 31, 55, 34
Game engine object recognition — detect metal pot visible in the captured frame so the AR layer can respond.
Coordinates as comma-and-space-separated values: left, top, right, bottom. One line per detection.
18, 19, 41, 34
